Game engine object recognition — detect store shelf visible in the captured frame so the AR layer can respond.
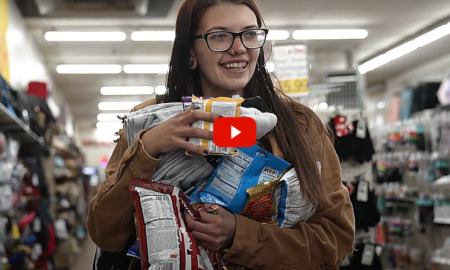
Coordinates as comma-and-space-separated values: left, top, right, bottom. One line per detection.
432, 256, 450, 266
0, 103, 44, 147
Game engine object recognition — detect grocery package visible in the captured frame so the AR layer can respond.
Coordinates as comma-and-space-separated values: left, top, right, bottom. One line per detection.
187, 95, 244, 155
129, 177, 213, 270
189, 145, 291, 215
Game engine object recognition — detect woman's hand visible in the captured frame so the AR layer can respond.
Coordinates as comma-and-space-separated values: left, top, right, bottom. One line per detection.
141, 110, 219, 157
184, 205, 236, 251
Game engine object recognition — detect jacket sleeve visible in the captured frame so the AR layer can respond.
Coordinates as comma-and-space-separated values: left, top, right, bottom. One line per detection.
222, 125, 355, 269
87, 128, 162, 252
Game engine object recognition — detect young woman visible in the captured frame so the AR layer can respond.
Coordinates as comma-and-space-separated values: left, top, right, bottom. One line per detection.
88, 0, 355, 269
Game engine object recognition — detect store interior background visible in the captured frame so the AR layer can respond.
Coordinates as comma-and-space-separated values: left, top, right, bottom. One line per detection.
1, 0, 450, 269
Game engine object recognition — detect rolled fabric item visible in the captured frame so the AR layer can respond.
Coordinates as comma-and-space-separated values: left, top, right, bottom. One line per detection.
122, 101, 278, 189
240, 107, 277, 139
124, 102, 278, 146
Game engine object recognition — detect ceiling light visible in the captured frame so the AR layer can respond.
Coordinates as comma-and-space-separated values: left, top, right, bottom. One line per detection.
98, 102, 141, 111
414, 23, 450, 47
97, 113, 124, 121
358, 41, 418, 74
96, 122, 123, 130
56, 64, 121, 74
358, 21, 450, 74
101, 86, 154, 95
45, 31, 126, 41
155, 86, 167, 95
131, 31, 175, 41
123, 64, 169, 74
267, 30, 289, 41
358, 55, 390, 74
292, 29, 368, 40
384, 41, 418, 61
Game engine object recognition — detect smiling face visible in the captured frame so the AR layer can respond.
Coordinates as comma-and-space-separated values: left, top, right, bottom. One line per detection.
192, 3, 260, 98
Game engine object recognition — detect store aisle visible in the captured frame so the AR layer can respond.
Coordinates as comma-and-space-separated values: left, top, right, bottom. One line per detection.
70, 236, 96, 270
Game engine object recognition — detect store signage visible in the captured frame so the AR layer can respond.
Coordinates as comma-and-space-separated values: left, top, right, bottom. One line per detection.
272, 44, 309, 97
0, 0, 9, 82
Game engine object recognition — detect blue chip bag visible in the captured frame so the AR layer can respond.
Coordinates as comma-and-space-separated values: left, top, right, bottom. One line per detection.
189, 144, 291, 214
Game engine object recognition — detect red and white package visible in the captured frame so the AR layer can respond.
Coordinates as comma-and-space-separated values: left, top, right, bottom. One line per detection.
129, 177, 213, 270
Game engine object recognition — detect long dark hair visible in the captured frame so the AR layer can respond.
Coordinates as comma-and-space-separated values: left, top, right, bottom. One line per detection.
165, 0, 331, 207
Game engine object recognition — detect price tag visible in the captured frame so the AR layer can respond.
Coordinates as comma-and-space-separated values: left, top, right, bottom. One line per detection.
356, 119, 366, 139
361, 243, 375, 266
357, 181, 369, 202
375, 245, 383, 256
33, 217, 41, 233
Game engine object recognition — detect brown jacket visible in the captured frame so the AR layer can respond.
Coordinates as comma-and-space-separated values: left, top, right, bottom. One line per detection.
87, 98, 355, 270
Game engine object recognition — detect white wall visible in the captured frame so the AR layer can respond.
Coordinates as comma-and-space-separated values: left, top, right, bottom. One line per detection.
6, 0, 52, 91
6, 0, 80, 143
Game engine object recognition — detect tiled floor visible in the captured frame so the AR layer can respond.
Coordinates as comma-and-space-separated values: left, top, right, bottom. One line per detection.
69, 236, 96, 270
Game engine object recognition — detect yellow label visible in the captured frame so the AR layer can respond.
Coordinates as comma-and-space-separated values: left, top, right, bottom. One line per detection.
280, 78, 309, 95
0, 0, 10, 82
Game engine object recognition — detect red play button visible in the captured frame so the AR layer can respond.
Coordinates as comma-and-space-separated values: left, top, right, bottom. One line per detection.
213, 117, 256, 147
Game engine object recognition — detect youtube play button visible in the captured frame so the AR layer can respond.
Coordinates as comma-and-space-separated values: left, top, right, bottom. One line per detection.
213, 117, 256, 147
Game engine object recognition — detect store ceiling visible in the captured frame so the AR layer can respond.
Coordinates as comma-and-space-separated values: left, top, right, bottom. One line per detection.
15, 0, 450, 133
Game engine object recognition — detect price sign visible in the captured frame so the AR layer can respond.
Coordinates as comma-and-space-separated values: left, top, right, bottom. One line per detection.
272, 45, 309, 96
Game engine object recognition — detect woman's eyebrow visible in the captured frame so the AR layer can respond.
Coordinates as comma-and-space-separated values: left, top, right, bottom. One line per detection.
204, 24, 259, 33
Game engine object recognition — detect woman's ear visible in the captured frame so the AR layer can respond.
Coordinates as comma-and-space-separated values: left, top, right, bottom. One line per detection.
189, 56, 197, 70
189, 50, 197, 70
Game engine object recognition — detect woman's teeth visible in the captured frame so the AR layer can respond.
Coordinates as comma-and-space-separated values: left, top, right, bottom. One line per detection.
223, 62, 247, 69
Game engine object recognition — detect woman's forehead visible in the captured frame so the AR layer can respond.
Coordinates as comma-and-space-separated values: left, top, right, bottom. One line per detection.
197, 3, 258, 33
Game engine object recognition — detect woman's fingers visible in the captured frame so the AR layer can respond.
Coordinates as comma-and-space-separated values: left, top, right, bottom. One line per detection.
141, 110, 218, 156
183, 110, 220, 124
183, 206, 236, 251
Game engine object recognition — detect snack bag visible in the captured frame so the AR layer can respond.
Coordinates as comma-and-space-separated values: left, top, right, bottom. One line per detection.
129, 177, 213, 270
241, 177, 281, 223
187, 95, 244, 155
275, 167, 316, 228
189, 145, 291, 214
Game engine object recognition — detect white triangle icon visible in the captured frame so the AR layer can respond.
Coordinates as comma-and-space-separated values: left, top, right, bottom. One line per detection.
231, 126, 241, 139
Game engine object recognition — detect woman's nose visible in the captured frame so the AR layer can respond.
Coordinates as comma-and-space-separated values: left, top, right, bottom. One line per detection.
229, 36, 246, 54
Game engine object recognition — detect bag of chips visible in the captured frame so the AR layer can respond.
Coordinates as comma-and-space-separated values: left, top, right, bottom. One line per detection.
129, 177, 213, 270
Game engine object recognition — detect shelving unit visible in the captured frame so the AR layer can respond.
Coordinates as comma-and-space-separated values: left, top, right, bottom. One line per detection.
370, 105, 450, 270
0, 100, 56, 268
0, 103, 45, 149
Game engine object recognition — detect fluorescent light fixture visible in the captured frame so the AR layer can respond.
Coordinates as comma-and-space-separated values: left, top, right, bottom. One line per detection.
384, 41, 418, 61
155, 85, 167, 95
97, 113, 123, 121
414, 23, 450, 47
358, 55, 390, 74
123, 64, 169, 74
359, 41, 419, 74
101, 86, 154, 95
45, 31, 126, 41
359, 21, 450, 74
56, 64, 121, 74
292, 29, 368, 40
131, 31, 175, 41
267, 30, 289, 41
98, 102, 141, 111
96, 121, 123, 130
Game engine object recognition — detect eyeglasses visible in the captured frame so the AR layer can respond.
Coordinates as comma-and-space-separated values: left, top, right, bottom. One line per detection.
193, 28, 268, 52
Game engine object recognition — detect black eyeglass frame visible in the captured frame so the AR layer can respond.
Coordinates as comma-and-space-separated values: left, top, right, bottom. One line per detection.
192, 28, 269, 52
